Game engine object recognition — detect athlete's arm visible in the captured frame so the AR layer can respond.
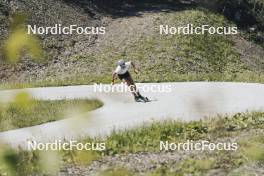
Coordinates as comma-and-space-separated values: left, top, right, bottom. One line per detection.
112, 72, 117, 85
131, 61, 139, 74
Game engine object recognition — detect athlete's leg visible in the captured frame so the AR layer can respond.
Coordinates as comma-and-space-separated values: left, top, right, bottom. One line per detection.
124, 77, 139, 97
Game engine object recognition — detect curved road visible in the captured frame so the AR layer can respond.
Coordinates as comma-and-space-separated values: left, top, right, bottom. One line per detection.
0, 82, 264, 149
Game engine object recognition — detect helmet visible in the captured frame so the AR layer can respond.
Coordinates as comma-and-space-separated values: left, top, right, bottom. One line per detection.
117, 59, 125, 67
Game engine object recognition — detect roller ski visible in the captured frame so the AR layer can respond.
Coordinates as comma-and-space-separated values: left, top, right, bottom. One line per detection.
135, 94, 150, 103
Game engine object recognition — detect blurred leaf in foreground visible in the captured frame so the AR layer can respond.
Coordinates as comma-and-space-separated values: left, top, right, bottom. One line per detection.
3, 13, 44, 63
0, 145, 18, 176
38, 150, 61, 175
12, 91, 34, 110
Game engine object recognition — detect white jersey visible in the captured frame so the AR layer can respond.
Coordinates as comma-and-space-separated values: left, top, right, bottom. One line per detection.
114, 61, 131, 75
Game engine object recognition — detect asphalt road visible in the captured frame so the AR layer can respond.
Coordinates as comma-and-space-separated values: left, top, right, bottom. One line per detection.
0, 82, 263, 149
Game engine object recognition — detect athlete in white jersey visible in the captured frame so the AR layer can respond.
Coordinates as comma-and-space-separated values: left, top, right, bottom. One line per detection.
112, 59, 146, 102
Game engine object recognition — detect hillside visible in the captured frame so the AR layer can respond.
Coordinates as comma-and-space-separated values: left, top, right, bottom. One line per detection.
0, 0, 263, 87
0, 0, 101, 84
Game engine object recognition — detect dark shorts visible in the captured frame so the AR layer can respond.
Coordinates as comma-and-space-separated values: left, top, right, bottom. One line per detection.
118, 71, 131, 80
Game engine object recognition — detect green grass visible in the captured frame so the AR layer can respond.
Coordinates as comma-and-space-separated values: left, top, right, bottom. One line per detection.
1, 111, 263, 176
0, 96, 103, 132
1, 9, 264, 89
1, 71, 264, 90
59, 10, 263, 83
0, 111, 263, 176
100, 112, 264, 155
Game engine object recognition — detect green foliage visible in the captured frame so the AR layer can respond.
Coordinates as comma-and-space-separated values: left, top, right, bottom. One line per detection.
133, 10, 244, 78
239, 135, 264, 162
176, 158, 215, 175
0, 94, 103, 132
0, 145, 40, 176
3, 13, 44, 63
63, 148, 100, 165
149, 160, 203, 176
0, 147, 67, 176
103, 112, 264, 155
2, 8, 264, 88
0, 112, 263, 176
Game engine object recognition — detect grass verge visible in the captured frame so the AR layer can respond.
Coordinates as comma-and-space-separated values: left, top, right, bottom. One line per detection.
1, 71, 264, 90
0, 111, 263, 175
0, 94, 102, 132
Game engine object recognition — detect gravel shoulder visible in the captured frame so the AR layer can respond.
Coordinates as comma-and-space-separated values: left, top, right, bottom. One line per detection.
60, 129, 264, 176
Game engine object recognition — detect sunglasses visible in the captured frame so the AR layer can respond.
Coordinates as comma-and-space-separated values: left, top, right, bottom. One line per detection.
120, 63, 126, 68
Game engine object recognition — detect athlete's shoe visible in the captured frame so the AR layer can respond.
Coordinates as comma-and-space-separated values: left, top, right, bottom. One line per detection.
141, 96, 149, 102
134, 96, 141, 102
138, 95, 149, 102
